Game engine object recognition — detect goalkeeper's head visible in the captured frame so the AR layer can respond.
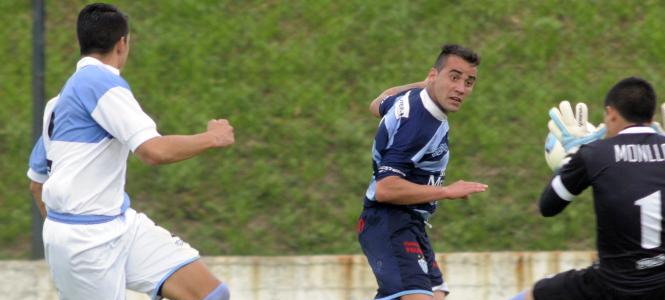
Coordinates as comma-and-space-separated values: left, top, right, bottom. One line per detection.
603, 77, 657, 137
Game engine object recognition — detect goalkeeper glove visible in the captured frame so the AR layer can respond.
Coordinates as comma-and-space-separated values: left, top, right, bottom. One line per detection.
547, 100, 606, 153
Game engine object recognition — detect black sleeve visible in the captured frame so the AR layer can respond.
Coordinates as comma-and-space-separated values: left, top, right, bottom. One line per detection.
539, 183, 571, 217
539, 147, 592, 217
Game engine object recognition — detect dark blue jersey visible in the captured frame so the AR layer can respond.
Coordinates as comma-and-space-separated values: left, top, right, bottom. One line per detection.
364, 88, 450, 220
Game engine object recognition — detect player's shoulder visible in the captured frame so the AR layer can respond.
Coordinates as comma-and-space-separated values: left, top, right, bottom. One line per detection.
71, 65, 130, 92
383, 88, 426, 119
578, 136, 613, 157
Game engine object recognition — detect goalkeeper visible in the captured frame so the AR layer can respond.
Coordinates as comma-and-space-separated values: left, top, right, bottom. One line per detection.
509, 77, 665, 300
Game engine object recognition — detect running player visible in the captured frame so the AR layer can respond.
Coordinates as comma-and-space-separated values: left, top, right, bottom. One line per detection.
509, 77, 665, 300
27, 4, 232, 300
358, 44, 488, 300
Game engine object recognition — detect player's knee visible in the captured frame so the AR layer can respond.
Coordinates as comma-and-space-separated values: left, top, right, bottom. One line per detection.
202, 283, 230, 300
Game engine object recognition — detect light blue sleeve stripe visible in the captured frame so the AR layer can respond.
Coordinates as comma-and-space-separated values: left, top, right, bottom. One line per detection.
374, 289, 433, 300
150, 256, 201, 300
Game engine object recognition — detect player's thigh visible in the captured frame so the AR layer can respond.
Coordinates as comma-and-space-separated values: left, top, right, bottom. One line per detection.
532, 267, 605, 300
124, 212, 212, 299
43, 219, 128, 300
418, 231, 446, 293
360, 208, 434, 298
161, 259, 220, 300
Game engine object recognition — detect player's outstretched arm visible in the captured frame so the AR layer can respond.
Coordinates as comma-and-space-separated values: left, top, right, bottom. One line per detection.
375, 176, 487, 205
370, 80, 427, 117
135, 119, 234, 165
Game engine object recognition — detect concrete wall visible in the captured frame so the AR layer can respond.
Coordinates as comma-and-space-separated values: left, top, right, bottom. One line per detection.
1, 251, 597, 300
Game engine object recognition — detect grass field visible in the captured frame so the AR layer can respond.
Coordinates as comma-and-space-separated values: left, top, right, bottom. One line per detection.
2, 0, 665, 258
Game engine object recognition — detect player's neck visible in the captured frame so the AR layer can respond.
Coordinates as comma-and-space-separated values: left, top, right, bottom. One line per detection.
424, 86, 448, 114
87, 53, 122, 71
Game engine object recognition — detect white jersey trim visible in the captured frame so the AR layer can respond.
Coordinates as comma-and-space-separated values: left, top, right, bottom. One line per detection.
77, 56, 120, 75
432, 282, 449, 293
27, 168, 48, 183
420, 89, 447, 121
619, 126, 656, 135
552, 175, 575, 201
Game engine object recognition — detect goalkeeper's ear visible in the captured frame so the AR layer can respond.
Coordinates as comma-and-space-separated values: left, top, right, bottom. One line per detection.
650, 103, 665, 134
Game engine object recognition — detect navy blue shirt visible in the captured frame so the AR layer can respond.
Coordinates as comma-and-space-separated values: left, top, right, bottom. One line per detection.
364, 88, 450, 220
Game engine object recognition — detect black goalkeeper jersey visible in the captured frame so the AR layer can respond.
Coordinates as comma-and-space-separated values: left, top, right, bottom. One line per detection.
540, 126, 665, 295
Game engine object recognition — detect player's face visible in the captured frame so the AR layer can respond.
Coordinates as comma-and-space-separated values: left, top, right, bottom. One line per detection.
426, 55, 477, 113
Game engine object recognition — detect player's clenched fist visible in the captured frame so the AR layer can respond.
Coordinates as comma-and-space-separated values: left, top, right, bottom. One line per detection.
444, 180, 488, 199
207, 119, 234, 147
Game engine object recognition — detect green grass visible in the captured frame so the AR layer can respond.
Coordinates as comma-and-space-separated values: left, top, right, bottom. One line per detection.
2, 0, 665, 258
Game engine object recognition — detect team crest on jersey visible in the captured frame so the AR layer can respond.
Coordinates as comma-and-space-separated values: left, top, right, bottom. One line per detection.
394, 96, 410, 119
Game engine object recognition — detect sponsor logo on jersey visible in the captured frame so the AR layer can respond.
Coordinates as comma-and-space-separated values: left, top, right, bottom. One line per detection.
432, 142, 448, 157
394, 95, 411, 119
428, 175, 443, 186
378, 166, 406, 177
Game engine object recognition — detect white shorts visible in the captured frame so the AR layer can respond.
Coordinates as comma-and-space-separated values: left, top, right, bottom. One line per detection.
43, 208, 199, 300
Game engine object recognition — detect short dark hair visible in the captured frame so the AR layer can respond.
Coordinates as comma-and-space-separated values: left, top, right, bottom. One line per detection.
77, 3, 129, 56
433, 44, 480, 70
604, 77, 656, 124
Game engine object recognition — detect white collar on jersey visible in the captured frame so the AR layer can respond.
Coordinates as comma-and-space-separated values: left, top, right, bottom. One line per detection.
420, 89, 447, 121
76, 56, 121, 75
619, 126, 656, 135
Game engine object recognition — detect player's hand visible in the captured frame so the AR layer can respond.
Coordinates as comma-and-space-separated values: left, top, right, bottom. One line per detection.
207, 119, 234, 148
443, 180, 488, 200
547, 100, 605, 153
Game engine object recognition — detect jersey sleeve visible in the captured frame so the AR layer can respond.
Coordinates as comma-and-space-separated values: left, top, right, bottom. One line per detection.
90, 87, 161, 152
27, 136, 49, 183
376, 118, 422, 181
378, 95, 397, 117
539, 146, 591, 216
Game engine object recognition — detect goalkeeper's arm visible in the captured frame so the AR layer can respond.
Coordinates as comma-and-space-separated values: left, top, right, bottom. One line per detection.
539, 150, 590, 216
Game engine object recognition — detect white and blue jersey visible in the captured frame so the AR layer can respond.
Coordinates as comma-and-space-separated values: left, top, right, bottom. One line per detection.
364, 88, 450, 220
27, 57, 160, 223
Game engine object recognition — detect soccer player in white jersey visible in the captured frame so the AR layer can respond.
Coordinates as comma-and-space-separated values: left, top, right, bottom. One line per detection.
358, 44, 488, 300
27, 3, 232, 300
